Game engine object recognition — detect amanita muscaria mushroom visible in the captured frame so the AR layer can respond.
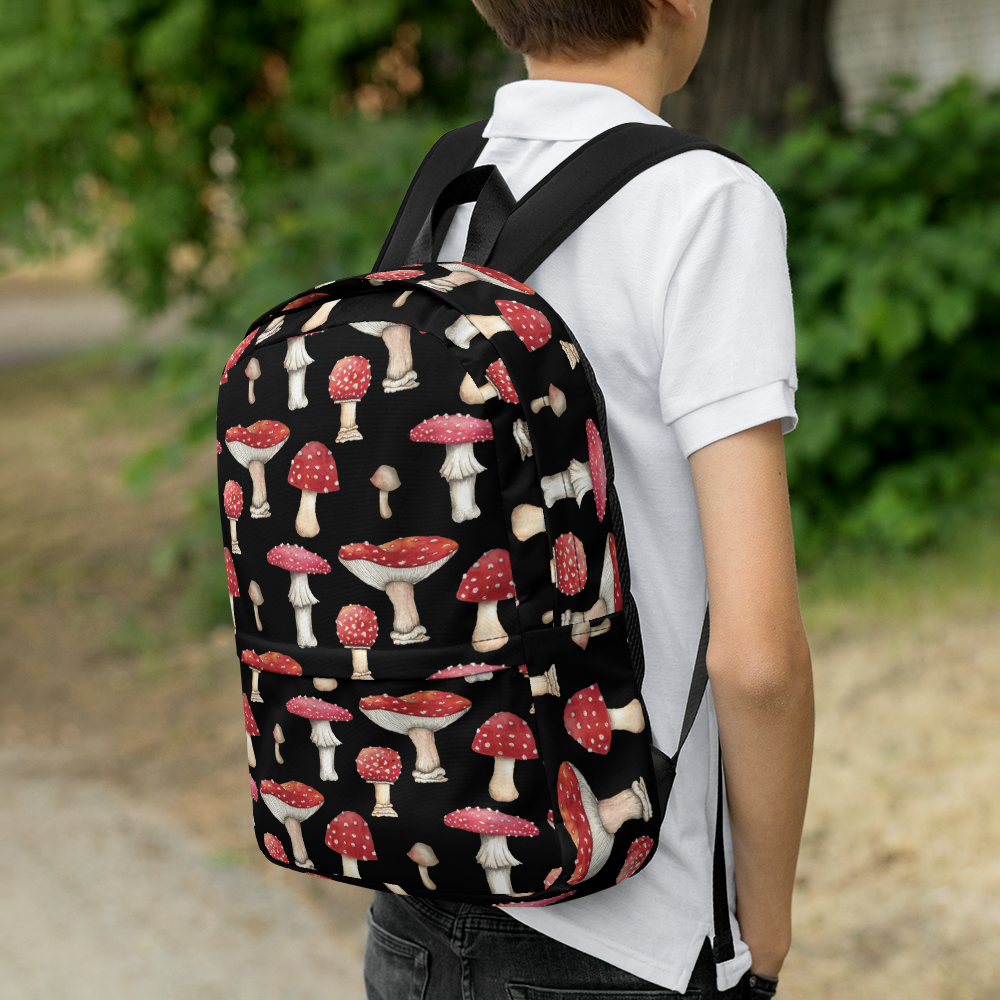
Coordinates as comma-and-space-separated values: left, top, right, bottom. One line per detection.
356, 746, 402, 817
540, 419, 607, 521
328, 356, 371, 443
563, 683, 645, 754
223, 480, 243, 554
283, 291, 330, 312
225, 420, 290, 518
557, 761, 652, 884
325, 811, 377, 878
260, 779, 324, 868
248, 580, 264, 630
409, 414, 493, 523
511, 504, 545, 542
263, 832, 288, 864
287, 441, 339, 538
241, 649, 264, 702
338, 536, 458, 645
266, 544, 332, 647
471, 712, 538, 802
553, 533, 590, 649
586, 533, 623, 637
285, 696, 352, 781
273, 723, 285, 763
349, 320, 418, 392
358, 690, 471, 783
244, 650, 302, 703
407, 842, 439, 889
530, 384, 567, 417
617, 836, 655, 883
224, 548, 239, 630
443, 807, 539, 895
245, 357, 260, 403
244, 694, 259, 766
370, 465, 400, 519
445, 300, 551, 352
513, 419, 532, 461
427, 662, 513, 684
220, 329, 257, 385
459, 359, 519, 406
420, 262, 535, 294
365, 268, 425, 284
336, 604, 378, 680
456, 548, 515, 652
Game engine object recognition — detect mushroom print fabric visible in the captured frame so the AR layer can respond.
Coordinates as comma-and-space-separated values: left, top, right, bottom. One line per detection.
217, 260, 665, 904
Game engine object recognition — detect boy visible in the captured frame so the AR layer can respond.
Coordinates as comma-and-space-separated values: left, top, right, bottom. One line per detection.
364, 1, 814, 997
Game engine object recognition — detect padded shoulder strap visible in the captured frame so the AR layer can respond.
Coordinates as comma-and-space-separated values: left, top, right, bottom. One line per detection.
373, 120, 489, 272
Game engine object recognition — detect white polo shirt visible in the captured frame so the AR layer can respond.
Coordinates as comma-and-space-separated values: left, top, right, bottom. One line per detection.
439, 80, 797, 993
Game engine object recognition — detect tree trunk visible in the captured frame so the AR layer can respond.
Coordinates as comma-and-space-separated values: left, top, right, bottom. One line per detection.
661, 0, 842, 141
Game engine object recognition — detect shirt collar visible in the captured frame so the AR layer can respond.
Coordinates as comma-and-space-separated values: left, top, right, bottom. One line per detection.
483, 80, 669, 141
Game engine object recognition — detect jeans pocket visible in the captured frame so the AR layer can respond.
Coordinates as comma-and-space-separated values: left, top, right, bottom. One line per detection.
364, 913, 430, 1000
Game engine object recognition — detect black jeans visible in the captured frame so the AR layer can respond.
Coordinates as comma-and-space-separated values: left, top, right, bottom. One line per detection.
365, 893, 776, 999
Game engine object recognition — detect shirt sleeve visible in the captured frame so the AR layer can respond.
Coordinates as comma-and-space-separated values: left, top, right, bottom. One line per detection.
657, 165, 798, 458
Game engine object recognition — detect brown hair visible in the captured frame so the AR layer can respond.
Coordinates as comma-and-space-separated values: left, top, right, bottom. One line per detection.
473, 0, 651, 58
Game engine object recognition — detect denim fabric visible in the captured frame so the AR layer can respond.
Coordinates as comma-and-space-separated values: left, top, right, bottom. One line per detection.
365, 893, 753, 1000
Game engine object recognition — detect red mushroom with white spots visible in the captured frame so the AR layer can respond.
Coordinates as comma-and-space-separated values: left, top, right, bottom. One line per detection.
459, 359, 519, 406
243, 694, 259, 766
410, 414, 493, 523
407, 842, 439, 889
338, 536, 458, 645
358, 690, 471, 783
266, 544, 332, 647
336, 605, 378, 680
366, 268, 425, 284
447, 300, 552, 352
557, 761, 652, 884
248, 650, 302, 702
325, 811, 377, 878
552, 533, 590, 649
541, 419, 607, 521
356, 747, 402, 817
427, 662, 512, 685
471, 712, 538, 802
283, 333, 315, 411
221, 329, 256, 385
260, 779, 324, 868
328, 356, 371, 442
443, 807, 539, 895
563, 683, 645, 754
530, 384, 567, 417
349, 320, 418, 392
224, 548, 239, 629
250, 774, 258, 803
420, 263, 535, 294
456, 548, 515, 652
285, 696, 352, 781
263, 832, 288, 864
586, 533, 623, 637
287, 441, 339, 538
223, 480, 243, 554
225, 420, 290, 518
617, 836, 655, 883
241, 649, 264, 702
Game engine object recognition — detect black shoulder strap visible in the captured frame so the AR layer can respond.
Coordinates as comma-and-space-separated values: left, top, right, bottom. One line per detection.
373, 120, 489, 272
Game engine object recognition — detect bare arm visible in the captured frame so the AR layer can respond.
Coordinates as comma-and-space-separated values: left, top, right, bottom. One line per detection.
689, 420, 814, 977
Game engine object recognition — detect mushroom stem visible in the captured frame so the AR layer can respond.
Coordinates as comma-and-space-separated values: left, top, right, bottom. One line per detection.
372, 782, 397, 818
586, 597, 610, 637
459, 373, 487, 405
274, 724, 285, 763
253, 603, 263, 630
289, 572, 319, 647
247, 379, 256, 404
570, 612, 591, 650
567, 459, 593, 505
284, 336, 313, 410
608, 699, 646, 734
295, 491, 320, 538
384, 581, 426, 644
350, 648, 372, 680
448, 475, 482, 523
441, 441, 487, 481
229, 594, 236, 631
529, 665, 560, 699
418, 865, 436, 891
472, 601, 508, 652
285, 818, 314, 868
246, 731, 256, 767
378, 489, 392, 519
489, 757, 518, 802
381, 324, 418, 391
476, 834, 520, 894
540, 470, 573, 508
408, 727, 446, 782
342, 855, 361, 878
250, 669, 263, 703
597, 780, 652, 835
336, 400, 362, 442
385, 883, 408, 894
309, 720, 341, 781
248, 459, 270, 517
228, 518, 241, 554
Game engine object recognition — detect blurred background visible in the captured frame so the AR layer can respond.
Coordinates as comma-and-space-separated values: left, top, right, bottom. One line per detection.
1, 0, 998, 996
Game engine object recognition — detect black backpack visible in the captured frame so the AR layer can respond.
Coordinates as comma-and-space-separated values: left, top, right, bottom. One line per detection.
218, 121, 744, 916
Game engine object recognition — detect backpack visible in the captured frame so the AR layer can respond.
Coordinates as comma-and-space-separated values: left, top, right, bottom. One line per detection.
218, 121, 745, 912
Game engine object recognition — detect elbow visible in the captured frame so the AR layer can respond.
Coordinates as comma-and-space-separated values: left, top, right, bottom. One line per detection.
706, 630, 813, 707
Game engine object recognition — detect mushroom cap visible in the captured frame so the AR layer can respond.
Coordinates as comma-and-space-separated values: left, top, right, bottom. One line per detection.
325, 811, 377, 861
495, 300, 551, 351
356, 746, 402, 783
358, 690, 471, 719
557, 762, 594, 882
617, 836, 655, 883
240, 649, 263, 669
339, 536, 458, 572
328, 355, 372, 402
250, 774, 258, 801
283, 291, 329, 312
260, 779, 324, 810
221, 329, 257, 383
224, 548, 239, 597
370, 465, 400, 491
267, 544, 332, 575
336, 604, 378, 649
553, 534, 587, 595
440, 263, 535, 294
365, 268, 425, 280
263, 832, 288, 863
407, 842, 438, 866
427, 663, 511, 680
484, 360, 519, 403
285, 696, 352, 722
287, 441, 339, 494
471, 712, 538, 760
245, 357, 260, 379
409, 414, 493, 445
585, 420, 607, 521
243, 694, 259, 736
223, 480, 243, 519
258, 651, 303, 676
563, 684, 612, 754
443, 806, 539, 837
456, 548, 515, 604
225, 420, 291, 450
